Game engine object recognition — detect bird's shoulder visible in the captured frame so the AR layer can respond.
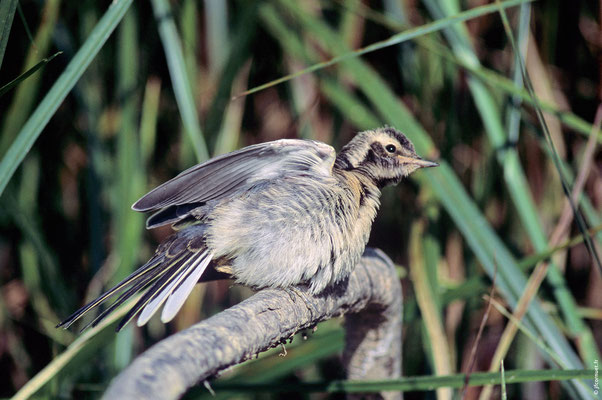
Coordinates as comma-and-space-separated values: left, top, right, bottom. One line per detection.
246, 139, 336, 181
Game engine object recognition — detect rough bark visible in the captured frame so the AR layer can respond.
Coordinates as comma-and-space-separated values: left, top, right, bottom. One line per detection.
102, 247, 403, 400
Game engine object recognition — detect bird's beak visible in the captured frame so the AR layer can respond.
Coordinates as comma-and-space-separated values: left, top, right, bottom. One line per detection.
397, 155, 439, 168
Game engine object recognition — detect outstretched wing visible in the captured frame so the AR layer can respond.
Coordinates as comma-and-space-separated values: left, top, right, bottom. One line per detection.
133, 139, 336, 227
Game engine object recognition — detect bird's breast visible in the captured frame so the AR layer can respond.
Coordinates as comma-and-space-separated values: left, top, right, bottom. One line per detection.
204, 174, 381, 293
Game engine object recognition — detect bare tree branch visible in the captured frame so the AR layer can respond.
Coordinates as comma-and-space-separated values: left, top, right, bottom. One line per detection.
102, 248, 403, 400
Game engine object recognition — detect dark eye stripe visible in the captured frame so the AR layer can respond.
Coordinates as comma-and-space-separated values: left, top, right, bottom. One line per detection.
369, 142, 387, 157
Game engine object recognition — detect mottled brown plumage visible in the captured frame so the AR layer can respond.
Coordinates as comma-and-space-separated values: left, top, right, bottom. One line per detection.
58, 127, 437, 331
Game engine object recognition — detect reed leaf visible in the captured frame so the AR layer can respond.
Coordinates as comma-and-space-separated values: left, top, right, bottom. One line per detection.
0, 0, 133, 196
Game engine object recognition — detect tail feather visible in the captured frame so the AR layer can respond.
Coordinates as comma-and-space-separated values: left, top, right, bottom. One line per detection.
136, 251, 207, 326
57, 227, 214, 332
78, 264, 169, 332
161, 252, 213, 323
114, 258, 188, 331
56, 256, 164, 329
114, 249, 213, 331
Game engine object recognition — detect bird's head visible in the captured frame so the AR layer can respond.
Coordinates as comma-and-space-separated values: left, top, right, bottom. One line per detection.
335, 127, 438, 187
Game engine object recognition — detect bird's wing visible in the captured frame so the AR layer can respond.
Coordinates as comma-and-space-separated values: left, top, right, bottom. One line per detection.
132, 139, 336, 212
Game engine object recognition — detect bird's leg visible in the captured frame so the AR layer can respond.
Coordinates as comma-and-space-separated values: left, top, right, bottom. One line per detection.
279, 342, 287, 357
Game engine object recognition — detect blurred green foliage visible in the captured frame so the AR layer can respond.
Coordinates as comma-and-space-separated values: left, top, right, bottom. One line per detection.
0, 0, 600, 399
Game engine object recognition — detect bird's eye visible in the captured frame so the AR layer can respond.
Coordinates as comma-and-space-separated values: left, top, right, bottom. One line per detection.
385, 144, 396, 153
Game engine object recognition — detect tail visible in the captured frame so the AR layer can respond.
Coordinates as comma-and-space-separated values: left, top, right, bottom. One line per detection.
57, 227, 213, 332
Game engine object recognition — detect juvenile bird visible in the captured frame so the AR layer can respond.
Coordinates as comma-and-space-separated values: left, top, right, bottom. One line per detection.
58, 127, 437, 331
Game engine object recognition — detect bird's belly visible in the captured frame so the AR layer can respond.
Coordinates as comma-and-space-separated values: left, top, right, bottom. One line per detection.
205, 180, 371, 293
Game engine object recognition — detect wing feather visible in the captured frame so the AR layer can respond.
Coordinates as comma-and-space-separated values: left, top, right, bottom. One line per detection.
132, 139, 336, 214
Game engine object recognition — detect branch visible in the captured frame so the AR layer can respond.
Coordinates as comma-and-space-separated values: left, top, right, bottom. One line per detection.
102, 248, 403, 400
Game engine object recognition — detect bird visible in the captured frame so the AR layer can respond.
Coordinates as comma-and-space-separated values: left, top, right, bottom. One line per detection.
57, 127, 437, 332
